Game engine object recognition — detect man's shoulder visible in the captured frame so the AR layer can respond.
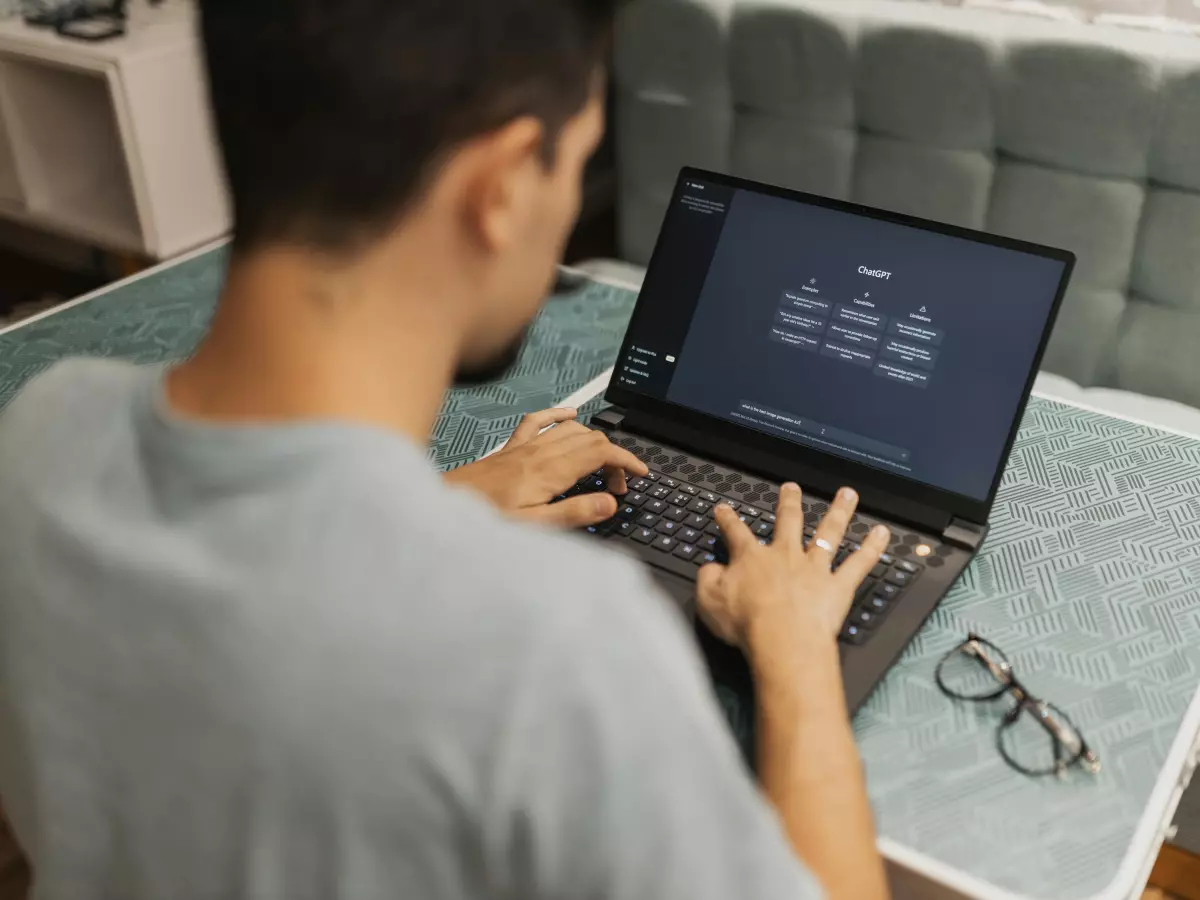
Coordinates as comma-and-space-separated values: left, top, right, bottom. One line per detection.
1, 357, 144, 438
0, 358, 145, 484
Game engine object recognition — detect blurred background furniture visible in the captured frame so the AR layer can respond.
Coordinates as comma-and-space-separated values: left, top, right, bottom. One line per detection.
0, 0, 227, 260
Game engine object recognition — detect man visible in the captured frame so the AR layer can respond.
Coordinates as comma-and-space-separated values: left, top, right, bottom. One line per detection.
0, 2, 892, 898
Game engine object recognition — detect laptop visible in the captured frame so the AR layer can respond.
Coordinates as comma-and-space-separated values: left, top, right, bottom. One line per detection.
572, 167, 1075, 711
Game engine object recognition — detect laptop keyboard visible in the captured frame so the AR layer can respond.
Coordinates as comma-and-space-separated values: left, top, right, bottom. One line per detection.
565, 469, 928, 646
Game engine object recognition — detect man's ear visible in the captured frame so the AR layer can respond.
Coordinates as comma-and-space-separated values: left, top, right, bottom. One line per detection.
460, 116, 547, 253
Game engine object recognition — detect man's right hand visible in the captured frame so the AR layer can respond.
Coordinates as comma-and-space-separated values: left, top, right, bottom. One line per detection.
695, 482, 893, 900
696, 482, 890, 654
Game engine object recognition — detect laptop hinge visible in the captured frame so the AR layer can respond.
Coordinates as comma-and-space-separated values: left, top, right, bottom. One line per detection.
943, 518, 987, 552
592, 408, 626, 431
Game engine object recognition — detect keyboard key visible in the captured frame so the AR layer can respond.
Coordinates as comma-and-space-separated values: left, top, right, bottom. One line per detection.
674, 543, 698, 561
616, 521, 636, 537
661, 477, 679, 488
653, 535, 677, 553
632, 527, 655, 544
680, 484, 699, 495
665, 506, 687, 522
616, 504, 638, 520
763, 512, 776, 524
655, 520, 679, 536
695, 552, 717, 565
867, 595, 891, 614
679, 527, 702, 543
753, 521, 773, 538
685, 513, 708, 530
741, 507, 761, 519
628, 478, 650, 493
645, 473, 660, 482
667, 492, 691, 507
687, 499, 712, 515
650, 486, 671, 500
851, 609, 877, 629
880, 552, 895, 565
637, 512, 660, 528
877, 582, 901, 600
840, 623, 868, 645
870, 563, 888, 579
897, 559, 922, 574
646, 499, 667, 515
721, 501, 739, 512
700, 491, 721, 504
705, 520, 723, 536
627, 492, 648, 508
886, 569, 915, 588
853, 578, 877, 606
583, 477, 607, 492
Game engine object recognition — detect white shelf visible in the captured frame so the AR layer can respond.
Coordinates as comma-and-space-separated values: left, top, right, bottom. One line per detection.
0, 1, 230, 259
0, 58, 142, 251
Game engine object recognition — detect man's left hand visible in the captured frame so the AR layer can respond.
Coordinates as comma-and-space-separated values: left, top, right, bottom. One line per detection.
445, 408, 648, 528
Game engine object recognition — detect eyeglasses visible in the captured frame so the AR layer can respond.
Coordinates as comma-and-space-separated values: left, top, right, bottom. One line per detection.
935, 633, 1101, 779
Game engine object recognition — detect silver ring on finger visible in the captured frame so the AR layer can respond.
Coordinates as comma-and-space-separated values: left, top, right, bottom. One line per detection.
813, 537, 836, 554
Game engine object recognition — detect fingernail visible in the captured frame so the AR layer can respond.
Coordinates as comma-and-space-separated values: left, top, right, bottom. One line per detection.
872, 525, 890, 541
783, 482, 799, 492
839, 488, 858, 503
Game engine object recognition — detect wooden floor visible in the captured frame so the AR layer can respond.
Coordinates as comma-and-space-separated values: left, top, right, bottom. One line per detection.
1145, 844, 1200, 900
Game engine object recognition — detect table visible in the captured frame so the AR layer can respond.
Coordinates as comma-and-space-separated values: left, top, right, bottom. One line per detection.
1, 245, 1197, 900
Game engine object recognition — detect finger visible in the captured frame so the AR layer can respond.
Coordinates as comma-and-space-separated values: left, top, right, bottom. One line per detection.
518, 492, 616, 529
810, 487, 859, 562
555, 432, 649, 481
605, 465, 629, 495
773, 482, 805, 547
713, 503, 756, 557
835, 524, 891, 587
506, 408, 577, 447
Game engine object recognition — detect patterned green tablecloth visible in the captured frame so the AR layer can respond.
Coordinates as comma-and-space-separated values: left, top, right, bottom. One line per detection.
2, 247, 1198, 900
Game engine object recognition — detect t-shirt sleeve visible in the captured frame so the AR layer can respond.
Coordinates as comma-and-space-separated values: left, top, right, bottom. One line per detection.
482, 567, 826, 900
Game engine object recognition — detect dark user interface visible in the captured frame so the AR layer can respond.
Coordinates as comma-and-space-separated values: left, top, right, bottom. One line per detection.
617, 177, 1067, 501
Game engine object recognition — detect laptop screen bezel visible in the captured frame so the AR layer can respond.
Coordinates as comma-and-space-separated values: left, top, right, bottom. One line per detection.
604, 167, 1076, 524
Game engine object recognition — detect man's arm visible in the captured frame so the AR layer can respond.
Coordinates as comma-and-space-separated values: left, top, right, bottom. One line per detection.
697, 487, 891, 900
483, 564, 828, 900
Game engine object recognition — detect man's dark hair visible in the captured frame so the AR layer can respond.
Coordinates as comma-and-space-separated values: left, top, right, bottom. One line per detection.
199, 1, 618, 255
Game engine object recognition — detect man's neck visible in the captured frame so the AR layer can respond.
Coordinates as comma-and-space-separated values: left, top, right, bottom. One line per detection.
166, 247, 462, 445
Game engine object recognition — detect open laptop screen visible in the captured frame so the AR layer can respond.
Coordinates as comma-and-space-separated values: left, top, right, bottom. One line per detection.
612, 171, 1071, 504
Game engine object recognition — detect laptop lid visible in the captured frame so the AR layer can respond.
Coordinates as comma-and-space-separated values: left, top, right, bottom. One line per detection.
605, 168, 1074, 526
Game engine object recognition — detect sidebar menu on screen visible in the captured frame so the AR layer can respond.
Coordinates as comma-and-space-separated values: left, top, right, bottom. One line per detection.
614, 179, 734, 400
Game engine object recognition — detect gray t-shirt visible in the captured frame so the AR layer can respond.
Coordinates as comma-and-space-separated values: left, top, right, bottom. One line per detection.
0, 359, 822, 900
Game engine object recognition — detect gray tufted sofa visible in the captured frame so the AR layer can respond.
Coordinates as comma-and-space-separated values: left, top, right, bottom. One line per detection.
596, 0, 1200, 431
